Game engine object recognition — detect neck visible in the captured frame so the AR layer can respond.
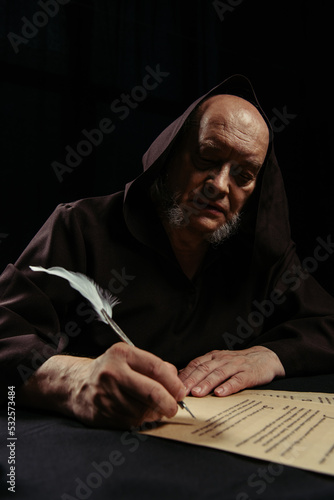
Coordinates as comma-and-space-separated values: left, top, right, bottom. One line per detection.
162, 220, 209, 280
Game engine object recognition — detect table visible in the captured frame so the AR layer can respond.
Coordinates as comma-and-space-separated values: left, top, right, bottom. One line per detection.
1, 375, 334, 500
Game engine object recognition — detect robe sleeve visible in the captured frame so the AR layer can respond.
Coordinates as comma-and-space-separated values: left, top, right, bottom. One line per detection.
0, 203, 87, 402
247, 242, 334, 376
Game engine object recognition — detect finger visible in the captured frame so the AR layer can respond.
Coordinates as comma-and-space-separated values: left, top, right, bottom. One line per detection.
98, 363, 176, 423
92, 389, 153, 428
164, 361, 179, 376
181, 357, 232, 396
178, 353, 217, 392
190, 361, 241, 397
179, 352, 215, 380
104, 344, 184, 417
91, 390, 163, 429
118, 344, 186, 401
185, 353, 249, 397
214, 371, 251, 397
122, 368, 179, 418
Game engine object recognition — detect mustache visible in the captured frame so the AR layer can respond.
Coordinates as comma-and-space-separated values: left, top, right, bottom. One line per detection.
184, 187, 230, 217
151, 176, 241, 243
151, 176, 233, 223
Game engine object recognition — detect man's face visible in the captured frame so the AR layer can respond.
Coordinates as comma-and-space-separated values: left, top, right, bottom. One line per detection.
165, 95, 269, 241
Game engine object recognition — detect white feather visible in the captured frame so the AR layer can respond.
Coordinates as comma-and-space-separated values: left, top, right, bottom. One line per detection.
29, 265, 119, 324
29, 265, 193, 414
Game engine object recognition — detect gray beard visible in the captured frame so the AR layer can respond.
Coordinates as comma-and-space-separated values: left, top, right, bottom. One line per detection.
152, 180, 241, 245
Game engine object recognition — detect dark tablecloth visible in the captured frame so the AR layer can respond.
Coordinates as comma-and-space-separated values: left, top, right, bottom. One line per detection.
1, 375, 334, 500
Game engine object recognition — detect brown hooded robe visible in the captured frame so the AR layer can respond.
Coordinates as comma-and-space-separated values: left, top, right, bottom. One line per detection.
0, 75, 334, 401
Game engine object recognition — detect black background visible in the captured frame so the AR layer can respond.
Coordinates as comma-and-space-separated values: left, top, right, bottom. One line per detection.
0, 0, 333, 294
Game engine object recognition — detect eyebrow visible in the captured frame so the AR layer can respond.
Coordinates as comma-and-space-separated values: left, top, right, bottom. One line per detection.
198, 141, 263, 170
198, 140, 222, 152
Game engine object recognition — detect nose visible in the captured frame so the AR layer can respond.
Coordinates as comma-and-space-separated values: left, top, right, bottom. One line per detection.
205, 164, 230, 197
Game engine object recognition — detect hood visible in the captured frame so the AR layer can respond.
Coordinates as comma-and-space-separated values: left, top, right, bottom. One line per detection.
125, 75, 273, 193
123, 74, 292, 294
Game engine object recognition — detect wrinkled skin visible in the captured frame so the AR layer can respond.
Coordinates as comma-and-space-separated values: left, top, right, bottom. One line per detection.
179, 347, 285, 398
164, 95, 285, 396
71, 343, 186, 428
18, 343, 186, 430
164, 94, 269, 243
18, 95, 284, 428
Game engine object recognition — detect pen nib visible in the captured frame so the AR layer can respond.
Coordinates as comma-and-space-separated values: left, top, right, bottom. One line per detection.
178, 400, 196, 419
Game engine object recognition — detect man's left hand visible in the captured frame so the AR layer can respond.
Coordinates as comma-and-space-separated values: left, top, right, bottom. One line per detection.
179, 346, 285, 397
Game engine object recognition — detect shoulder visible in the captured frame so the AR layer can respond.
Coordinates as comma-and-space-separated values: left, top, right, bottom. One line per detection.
54, 192, 124, 221
46, 192, 125, 234
12, 192, 126, 270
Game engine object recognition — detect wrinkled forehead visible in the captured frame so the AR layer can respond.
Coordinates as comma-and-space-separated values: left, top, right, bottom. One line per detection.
199, 94, 267, 130
196, 94, 269, 149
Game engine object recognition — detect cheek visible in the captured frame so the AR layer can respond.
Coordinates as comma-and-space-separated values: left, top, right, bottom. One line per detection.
181, 172, 208, 201
230, 185, 255, 212
167, 156, 205, 200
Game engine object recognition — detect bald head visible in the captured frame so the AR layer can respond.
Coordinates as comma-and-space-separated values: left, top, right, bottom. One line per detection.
158, 93, 270, 247
196, 94, 269, 157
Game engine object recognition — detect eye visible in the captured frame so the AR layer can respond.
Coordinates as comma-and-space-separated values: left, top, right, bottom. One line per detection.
230, 164, 243, 176
231, 165, 257, 186
193, 156, 219, 171
236, 172, 256, 186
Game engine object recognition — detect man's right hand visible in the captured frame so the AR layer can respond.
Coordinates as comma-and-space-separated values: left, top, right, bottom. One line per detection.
17, 343, 186, 429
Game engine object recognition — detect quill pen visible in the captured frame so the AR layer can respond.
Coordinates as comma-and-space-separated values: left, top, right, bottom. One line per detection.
29, 265, 195, 418
30, 265, 133, 345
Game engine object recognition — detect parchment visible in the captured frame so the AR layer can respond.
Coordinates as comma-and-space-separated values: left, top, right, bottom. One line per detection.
241, 389, 334, 405
140, 391, 334, 476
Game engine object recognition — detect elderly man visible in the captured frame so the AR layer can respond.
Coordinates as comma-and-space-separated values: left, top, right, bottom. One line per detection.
0, 75, 333, 429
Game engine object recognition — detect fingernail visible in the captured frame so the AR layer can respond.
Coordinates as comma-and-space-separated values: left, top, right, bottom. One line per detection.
215, 387, 224, 396
192, 386, 202, 395
183, 386, 191, 396
177, 386, 187, 401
